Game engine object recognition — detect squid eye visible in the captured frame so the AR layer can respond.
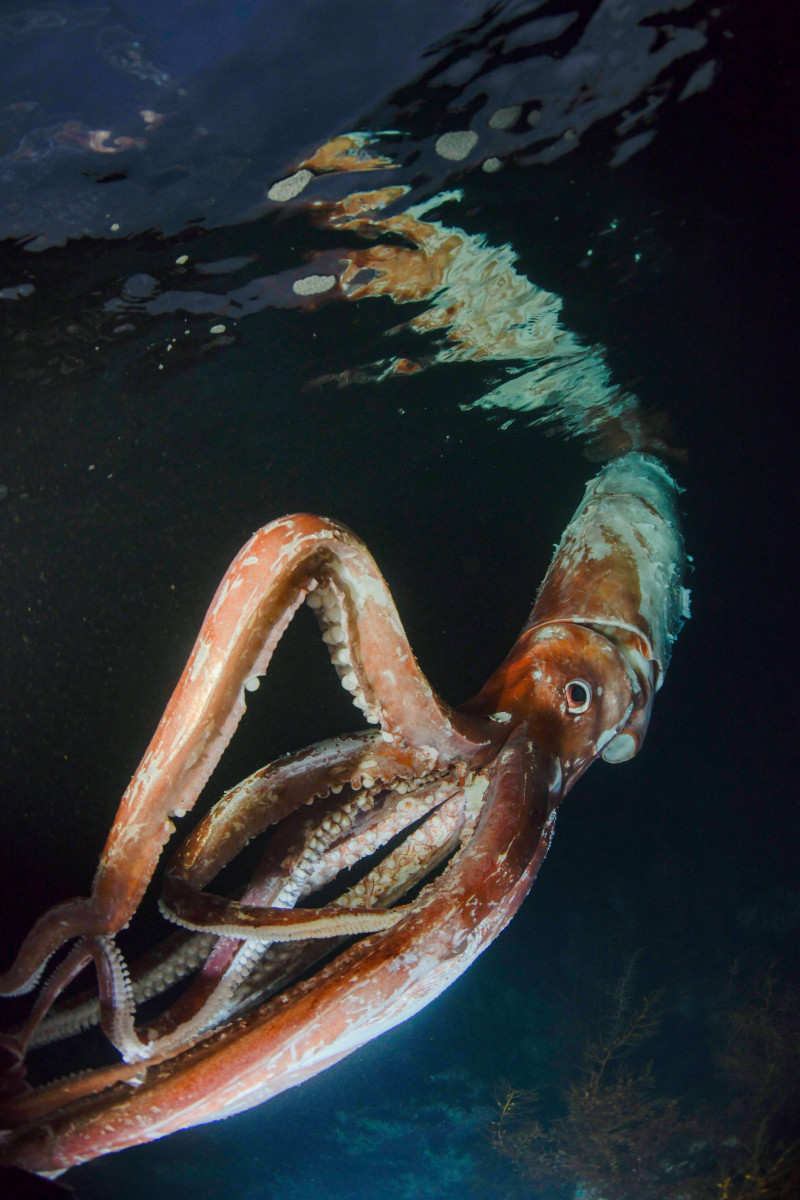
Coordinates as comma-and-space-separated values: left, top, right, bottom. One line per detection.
565, 679, 592, 714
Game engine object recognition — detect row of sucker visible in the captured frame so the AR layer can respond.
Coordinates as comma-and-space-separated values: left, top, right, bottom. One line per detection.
306, 582, 388, 733
304, 769, 465, 892
336, 792, 466, 911
144, 781, 391, 1050
156, 766, 470, 1039
29, 933, 216, 1050
98, 937, 151, 1064
230, 788, 472, 1016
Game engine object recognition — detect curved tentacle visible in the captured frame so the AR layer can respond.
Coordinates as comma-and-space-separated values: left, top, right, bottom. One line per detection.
2, 936, 146, 1072
0, 517, 490, 998
25, 932, 215, 1051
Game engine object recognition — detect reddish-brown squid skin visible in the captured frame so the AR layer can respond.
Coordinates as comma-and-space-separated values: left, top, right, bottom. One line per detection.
0, 452, 687, 1172
464, 622, 635, 770
0, 730, 553, 1175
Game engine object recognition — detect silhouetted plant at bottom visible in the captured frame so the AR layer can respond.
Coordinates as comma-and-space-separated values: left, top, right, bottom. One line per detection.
491, 988, 682, 1200
490, 966, 800, 1200
709, 968, 800, 1200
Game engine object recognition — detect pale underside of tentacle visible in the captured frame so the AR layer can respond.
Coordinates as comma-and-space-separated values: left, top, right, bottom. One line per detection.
24, 725, 468, 1049
18, 738, 491, 1070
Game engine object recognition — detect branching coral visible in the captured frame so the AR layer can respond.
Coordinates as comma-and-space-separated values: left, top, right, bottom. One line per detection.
491, 965, 800, 1200
491, 986, 680, 1200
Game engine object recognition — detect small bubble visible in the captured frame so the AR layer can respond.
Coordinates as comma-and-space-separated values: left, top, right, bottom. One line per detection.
435, 130, 478, 161
488, 106, 520, 130
293, 274, 336, 297
267, 169, 313, 202
122, 273, 157, 299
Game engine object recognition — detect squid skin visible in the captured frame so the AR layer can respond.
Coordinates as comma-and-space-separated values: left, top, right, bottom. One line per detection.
0, 452, 687, 1176
466, 452, 688, 773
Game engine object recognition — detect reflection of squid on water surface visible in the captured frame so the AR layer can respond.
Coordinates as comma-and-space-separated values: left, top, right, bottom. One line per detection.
278, 136, 683, 458
119, 129, 681, 460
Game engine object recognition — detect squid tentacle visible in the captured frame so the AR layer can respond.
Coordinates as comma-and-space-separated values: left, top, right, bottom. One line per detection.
27, 932, 216, 1051
5, 936, 145, 1068
23, 756, 471, 1057
36, 776, 474, 1067
160, 889, 403, 941
0, 729, 552, 1172
0, 516, 490, 999
142, 767, 473, 1051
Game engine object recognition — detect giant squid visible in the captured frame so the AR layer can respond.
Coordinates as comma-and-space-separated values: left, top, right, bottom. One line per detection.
0, 451, 687, 1176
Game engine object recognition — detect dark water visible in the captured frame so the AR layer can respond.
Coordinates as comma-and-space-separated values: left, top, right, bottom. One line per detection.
0, 3, 797, 1198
